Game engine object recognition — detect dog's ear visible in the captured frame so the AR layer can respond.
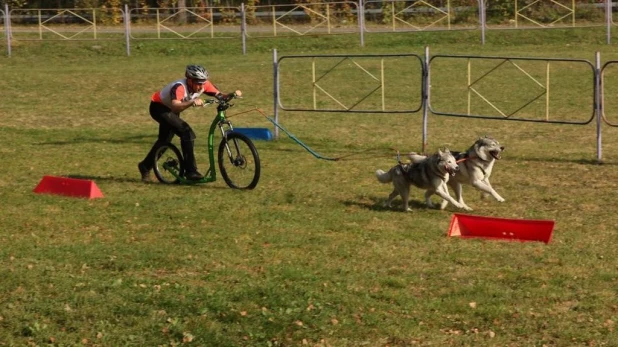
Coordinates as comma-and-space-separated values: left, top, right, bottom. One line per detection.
474, 141, 489, 161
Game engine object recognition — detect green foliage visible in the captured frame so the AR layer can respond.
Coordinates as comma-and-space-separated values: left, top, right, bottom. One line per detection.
3, 0, 28, 9
486, 0, 515, 21
74, 0, 99, 7
99, 0, 123, 24
244, 0, 259, 24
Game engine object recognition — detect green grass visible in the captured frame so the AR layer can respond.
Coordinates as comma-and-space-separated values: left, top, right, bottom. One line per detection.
2, 27, 618, 345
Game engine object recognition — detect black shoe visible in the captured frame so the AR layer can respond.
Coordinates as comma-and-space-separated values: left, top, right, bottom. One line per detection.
138, 162, 151, 182
185, 171, 204, 181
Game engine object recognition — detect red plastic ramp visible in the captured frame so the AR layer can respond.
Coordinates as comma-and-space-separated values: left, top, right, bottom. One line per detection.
448, 213, 554, 244
33, 175, 104, 199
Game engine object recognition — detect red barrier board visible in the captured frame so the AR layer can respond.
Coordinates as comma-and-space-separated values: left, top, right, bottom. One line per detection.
448, 213, 554, 244
33, 176, 104, 199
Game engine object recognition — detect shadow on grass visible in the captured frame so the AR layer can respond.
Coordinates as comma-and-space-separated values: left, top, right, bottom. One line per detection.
66, 174, 230, 190
343, 195, 428, 212
67, 174, 146, 184
35, 135, 153, 146
504, 156, 618, 166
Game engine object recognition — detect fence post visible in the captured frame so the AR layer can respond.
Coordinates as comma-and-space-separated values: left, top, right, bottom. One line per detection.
241, 3, 247, 55
391, 2, 395, 31
93, 8, 97, 39
478, 0, 485, 45
422, 46, 430, 153
124, 4, 131, 56
156, 9, 160, 39
38, 9, 42, 39
272, 5, 276, 37
273, 49, 279, 139
5, 4, 11, 57
607, 0, 612, 45
358, 0, 364, 47
596, 52, 603, 163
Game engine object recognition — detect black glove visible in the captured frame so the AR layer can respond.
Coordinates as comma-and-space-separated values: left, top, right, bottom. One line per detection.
220, 92, 237, 101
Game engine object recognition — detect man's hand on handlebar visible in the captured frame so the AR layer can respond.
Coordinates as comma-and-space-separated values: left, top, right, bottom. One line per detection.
216, 90, 243, 102
192, 98, 205, 107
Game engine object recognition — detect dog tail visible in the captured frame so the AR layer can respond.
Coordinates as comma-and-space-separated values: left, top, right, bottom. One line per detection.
408, 152, 426, 164
375, 169, 392, 183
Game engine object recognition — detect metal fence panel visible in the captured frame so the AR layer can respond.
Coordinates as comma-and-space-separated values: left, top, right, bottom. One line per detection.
601, 60, 618, 126
278, 53, 424, 113
9, 8, 126, 40
429, 55, 596, 124
363, 0, 479, 32
128, 7, 240, 39
245, 2, 359, 37
484, 0, 607, 29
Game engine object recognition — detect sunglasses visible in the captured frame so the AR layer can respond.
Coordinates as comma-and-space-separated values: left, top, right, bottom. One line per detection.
193, 79, 207, 85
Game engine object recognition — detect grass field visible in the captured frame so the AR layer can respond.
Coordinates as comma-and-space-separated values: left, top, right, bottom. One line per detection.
2, 27, 618, 346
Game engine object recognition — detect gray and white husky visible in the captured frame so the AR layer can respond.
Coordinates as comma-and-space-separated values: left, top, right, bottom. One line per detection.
375, 149, 467, 212
409, 136, 505, 211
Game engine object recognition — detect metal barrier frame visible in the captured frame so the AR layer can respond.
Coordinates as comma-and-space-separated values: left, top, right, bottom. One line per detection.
363, 0, 453, 32
600, 60, 618, 127
428, 54, 596, 125
514, 0, 575, 28
275, 49, 607, 162
244, 2, 361, 37
8, 8, 126, 41
4, 1, 618, 55
127, 6, 240, 40
277, 53, 424, 113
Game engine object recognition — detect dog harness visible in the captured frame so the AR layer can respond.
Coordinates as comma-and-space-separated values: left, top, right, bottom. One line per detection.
456, 151, 487, 176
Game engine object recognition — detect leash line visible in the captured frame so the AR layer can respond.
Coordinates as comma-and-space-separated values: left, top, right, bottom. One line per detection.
263, 115, 340, 161
230, 108, 336, 160
251, 108, 398, 162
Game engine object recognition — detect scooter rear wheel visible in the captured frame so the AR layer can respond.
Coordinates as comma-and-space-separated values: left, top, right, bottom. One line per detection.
153, 143, 184, 184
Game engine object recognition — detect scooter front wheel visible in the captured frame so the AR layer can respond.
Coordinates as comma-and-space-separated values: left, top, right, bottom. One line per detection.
218, 132, 261, 189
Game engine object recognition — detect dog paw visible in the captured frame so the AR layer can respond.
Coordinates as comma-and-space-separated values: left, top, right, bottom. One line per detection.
496, 197, 505, 202
454, 203, 470, 211
426, 199, 438, 209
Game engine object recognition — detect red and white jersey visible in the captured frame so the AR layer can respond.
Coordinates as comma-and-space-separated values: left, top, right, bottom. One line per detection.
151, 79, 220, 109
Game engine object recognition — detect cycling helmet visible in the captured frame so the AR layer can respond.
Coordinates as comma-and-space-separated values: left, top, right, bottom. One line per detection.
185, 65, 209, 81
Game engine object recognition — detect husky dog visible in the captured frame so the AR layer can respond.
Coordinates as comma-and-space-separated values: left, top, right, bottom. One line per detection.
409, 136, 505, 211
375, 149, 467, 212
